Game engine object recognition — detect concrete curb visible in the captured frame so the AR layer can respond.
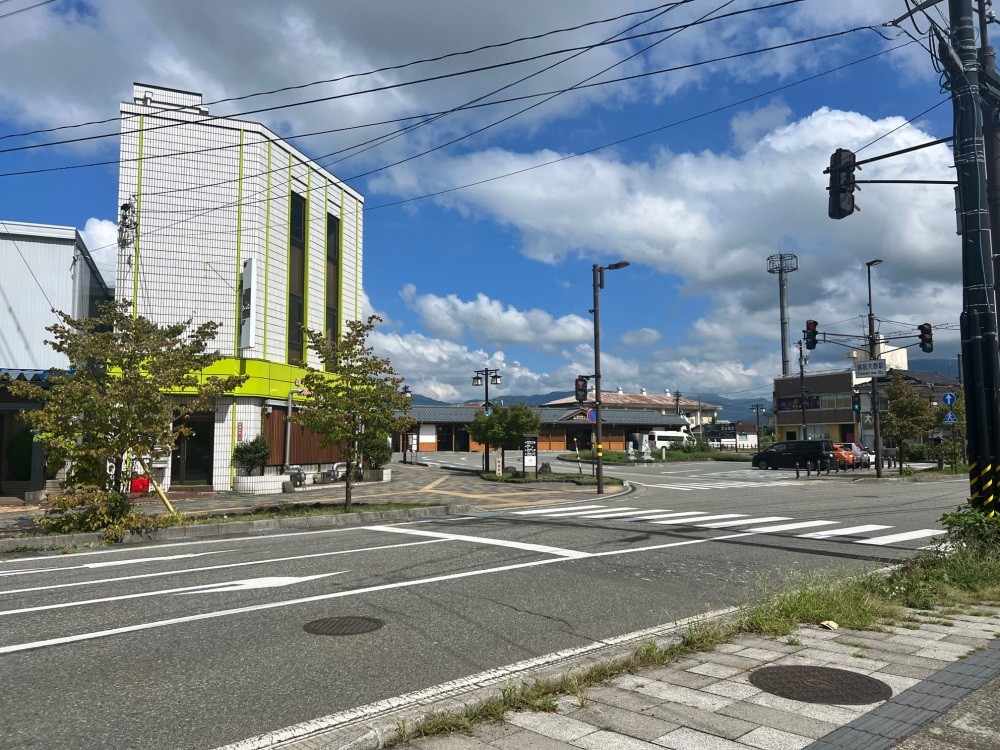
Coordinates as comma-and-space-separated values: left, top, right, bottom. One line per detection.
0, 504, 472, 553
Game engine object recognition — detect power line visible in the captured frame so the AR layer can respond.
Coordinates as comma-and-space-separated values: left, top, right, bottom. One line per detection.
0, 0, 57, 22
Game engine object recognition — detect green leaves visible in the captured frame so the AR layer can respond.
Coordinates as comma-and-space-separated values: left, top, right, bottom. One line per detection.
293, 316, 413, 506
467, 403, 541, 452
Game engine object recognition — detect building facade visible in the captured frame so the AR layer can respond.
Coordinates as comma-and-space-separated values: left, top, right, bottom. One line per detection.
118, 83, 364, 490
0, 221, 112, 499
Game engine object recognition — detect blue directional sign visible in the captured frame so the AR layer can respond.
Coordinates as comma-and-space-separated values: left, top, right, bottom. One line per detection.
942, 392, 957, 406
943, 410, 958, 424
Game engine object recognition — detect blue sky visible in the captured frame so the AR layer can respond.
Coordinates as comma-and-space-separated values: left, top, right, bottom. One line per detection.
0, 1, 960, 404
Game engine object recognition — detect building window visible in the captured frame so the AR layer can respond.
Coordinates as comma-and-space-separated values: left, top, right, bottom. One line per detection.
288, 192, 307, 364
326, 213, 340, 341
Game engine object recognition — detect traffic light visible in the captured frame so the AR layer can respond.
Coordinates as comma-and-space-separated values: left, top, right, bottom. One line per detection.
805, 320, 818, 350
918, 323, 933, 353
852, 393, 861, 412
827, 148, 858, 220
574, 376, 589, 402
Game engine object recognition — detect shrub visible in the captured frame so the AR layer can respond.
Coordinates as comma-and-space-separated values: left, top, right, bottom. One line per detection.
233, 434, 271, 475
362, 432, 393, 469
940, 505, 1000, 550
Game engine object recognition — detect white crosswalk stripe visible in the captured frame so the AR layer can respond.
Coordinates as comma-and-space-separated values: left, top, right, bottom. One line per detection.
641, 480, 803, 492
499, 505, 942, 548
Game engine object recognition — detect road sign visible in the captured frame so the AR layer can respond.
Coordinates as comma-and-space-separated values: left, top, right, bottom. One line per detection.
854, 359, 887, 378
586, 408, 597, 424
943, 410, 958, 424
942, 392, 957, 406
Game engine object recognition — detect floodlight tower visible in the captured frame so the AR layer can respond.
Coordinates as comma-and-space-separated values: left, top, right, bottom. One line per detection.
767, 253, 799, 376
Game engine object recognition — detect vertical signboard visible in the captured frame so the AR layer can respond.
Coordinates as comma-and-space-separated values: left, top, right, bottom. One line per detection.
238, 258, 256, 350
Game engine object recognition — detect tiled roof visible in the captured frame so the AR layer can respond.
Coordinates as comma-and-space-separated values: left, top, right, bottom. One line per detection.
405, 404, 689, 428
541, 391, 719, 411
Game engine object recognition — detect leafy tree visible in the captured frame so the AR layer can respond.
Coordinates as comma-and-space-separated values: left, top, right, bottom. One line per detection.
467, 402, 541, 472
929, 389, 966, 473
881, 373, 934, 475
8, 300, 247, 505
294, 316, 413, 507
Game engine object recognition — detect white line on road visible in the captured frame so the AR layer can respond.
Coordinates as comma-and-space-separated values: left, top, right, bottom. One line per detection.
576, 510, 662, 519
0, 530, 760, 655
855, 529, 945, 546
0, 540, 447, 596
0, 574, 347, 617
536, 507, 639, 518
650, 514, 747, 526
798, 525, 892, 539
624, 511, 704, 521
510, 505, 605, 516
0, 550, 235, 577
361, 526, 591, 559
741, 520, 839, 533
697, 516, 790, 528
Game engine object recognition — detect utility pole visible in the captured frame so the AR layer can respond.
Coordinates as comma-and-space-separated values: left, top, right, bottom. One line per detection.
798, 339, 808, 440
941, 0, 1000, 513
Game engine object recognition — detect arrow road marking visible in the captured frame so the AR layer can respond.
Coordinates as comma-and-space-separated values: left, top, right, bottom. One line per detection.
0, 573, 347, 617
0, 550, 234, 577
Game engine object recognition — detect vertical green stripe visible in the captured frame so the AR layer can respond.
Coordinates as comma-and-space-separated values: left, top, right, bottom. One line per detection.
323, 178, 329, 339
231, 398, 237, 486
234, 130, 245, 357
339, 187, 345, 333
132, 115, 145, 318
286, 153, 293, 363
264, 141, 271, 360
354, 196, 360, 318
304, 169, 310, 339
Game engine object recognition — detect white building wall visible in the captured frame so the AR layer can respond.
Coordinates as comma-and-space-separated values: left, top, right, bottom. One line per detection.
0, 222, 110, 370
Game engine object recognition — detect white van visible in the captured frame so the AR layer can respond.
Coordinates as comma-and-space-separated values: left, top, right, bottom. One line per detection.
648, 430, 695, 449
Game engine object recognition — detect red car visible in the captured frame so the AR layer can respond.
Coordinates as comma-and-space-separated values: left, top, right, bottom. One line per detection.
833, 443, 856, 470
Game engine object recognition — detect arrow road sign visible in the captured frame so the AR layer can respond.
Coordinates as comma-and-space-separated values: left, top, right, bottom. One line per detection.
942, 392, 957, 406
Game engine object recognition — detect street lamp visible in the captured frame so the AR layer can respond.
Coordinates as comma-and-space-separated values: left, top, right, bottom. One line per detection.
867, 259, 884, 478
593, 260, 630, 494
399, 385, 412, 463
472, 366, 502, 471
750, 403, 768, 448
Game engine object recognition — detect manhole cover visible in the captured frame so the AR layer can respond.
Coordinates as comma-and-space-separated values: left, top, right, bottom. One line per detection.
303, 616, 385, 636
749, 666, 892, 705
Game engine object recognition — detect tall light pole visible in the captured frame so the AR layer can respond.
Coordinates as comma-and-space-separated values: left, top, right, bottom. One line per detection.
867, 259, 884, 478
593, 260, 630, 494
399, 385, 412, 463
472, 366, 502, 472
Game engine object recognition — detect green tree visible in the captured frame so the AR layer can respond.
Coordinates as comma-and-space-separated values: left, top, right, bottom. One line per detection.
881, 373, 934, 475
8, 300, 246, 505
467, 402, 541, 473
294, 316, 413, 508
929, 389, 966, 473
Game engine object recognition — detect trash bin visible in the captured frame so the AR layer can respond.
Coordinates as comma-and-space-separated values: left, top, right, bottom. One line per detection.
288, 465, 306, 487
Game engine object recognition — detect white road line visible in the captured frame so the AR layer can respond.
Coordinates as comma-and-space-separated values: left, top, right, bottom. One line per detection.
511, 505, 605, 515
0, 539, 447, 596
625, 511, 707, 521
798, 525, 893, 539
538, 507, 639, 518
0, 530, 760, 655
742, 520, 839, 533
698, 516, 791, 528
0, 573, 346, 617
576, 510, 661, 519
651, 514, 747, 526
855, 529, 945, 546
362, 526, 591, 559
0, 550, 237, 578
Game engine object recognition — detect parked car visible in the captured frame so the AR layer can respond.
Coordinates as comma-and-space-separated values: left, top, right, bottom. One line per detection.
842, 442, 871, 468
832, 443, 856, 470
751, 440, 835, 471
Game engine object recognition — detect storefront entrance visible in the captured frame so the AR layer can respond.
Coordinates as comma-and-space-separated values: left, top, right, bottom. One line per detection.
171, 415, 214, 486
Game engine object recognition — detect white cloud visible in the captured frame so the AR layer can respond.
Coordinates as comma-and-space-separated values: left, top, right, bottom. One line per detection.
80, 218, 118, 288
399, 283, 592, 347
620, 327, 660, 347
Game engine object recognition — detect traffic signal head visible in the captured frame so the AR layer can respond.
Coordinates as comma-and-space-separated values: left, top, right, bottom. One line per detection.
574, 376, 589, 402
805, 319, 819, 350
918, 323, 933, 353
852, 393, 861, 412
827, 148, 858, 220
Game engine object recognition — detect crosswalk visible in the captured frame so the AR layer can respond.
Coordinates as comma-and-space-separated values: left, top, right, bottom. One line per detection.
635, 479, 804, 492
504, 504, 943, 548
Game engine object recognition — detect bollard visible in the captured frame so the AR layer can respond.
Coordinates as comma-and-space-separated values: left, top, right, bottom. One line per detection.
795, 462, 801, 478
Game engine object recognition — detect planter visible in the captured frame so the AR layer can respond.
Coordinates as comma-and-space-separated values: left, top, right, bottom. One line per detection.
233, 474, 288, 495
362, 468, 391, 482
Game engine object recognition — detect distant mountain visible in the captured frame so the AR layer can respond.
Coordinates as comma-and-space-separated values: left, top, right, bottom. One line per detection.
410, 393, 451, 406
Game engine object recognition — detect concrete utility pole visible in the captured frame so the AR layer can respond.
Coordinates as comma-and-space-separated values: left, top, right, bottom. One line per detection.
767, 254, 799, 377
941, 0, 1000, 512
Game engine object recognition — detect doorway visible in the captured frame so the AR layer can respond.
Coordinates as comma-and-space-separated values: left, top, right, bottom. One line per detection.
171, 414, 215, 486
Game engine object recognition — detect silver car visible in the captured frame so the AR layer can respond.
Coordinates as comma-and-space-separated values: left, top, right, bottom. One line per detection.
845, 442, 871, 468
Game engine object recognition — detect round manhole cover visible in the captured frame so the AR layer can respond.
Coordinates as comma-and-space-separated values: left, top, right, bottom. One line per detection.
749, 666, 892, 705
303, 616, 385, 636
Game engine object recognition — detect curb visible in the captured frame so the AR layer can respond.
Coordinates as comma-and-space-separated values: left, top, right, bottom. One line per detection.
0, 504, 472, 554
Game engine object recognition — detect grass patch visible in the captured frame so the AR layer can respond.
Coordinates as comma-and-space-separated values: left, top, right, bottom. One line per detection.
174, 501, 429, 525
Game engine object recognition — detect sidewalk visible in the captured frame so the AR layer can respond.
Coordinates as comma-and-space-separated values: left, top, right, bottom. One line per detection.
239, 607, 1000, 750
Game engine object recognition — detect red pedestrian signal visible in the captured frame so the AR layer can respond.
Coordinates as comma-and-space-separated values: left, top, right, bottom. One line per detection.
574, 376, 589, 402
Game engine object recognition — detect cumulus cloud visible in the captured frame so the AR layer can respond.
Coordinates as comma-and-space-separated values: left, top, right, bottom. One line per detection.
620, 327, 660, 347
80, 218, 118, 288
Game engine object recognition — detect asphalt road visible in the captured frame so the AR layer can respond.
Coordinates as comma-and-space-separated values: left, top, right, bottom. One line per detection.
0, 472, 965, 750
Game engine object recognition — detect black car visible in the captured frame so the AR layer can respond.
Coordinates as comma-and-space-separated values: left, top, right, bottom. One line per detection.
751, 440, 835, 471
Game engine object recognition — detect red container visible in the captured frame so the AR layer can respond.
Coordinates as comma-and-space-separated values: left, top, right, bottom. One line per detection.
130, 476, 150, 494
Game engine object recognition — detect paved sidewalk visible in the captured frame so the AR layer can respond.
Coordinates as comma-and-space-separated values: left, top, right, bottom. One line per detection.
226, 607, 1000, 750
